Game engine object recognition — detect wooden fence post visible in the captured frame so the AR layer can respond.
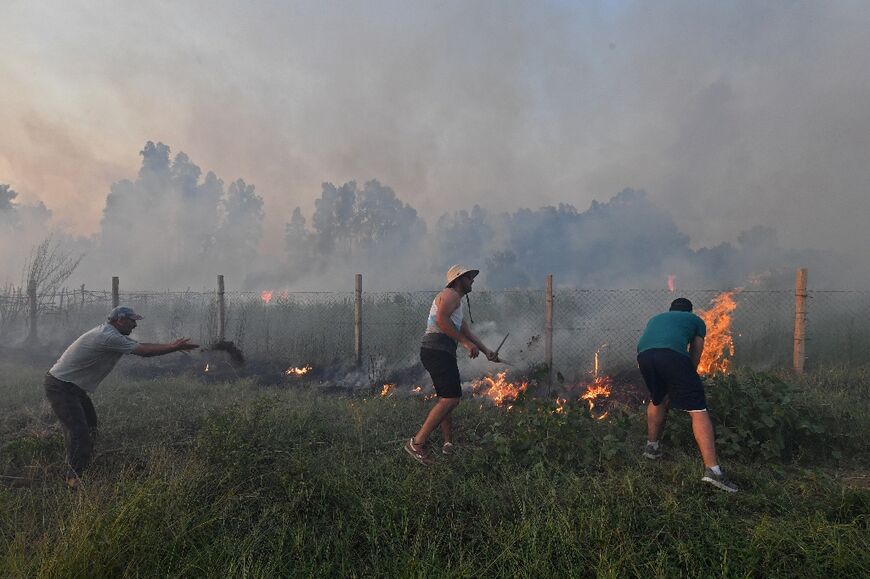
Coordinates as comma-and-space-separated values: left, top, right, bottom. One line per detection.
80, 284, 85, 308
112, 276, 119, 308
354, 274, 363, 366
793, 268, 808, 374
545, 274, 554, 392
217, 275, 226, 342
27, 279, 37, 344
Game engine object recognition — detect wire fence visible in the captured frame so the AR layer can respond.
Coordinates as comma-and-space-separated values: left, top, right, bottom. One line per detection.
2, 278, 869, 378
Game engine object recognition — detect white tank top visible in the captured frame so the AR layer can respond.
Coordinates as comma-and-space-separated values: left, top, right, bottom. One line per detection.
425, 291, 464, 334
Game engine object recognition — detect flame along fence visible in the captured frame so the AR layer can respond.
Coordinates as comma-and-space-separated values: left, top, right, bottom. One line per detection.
2, 271, 869, 379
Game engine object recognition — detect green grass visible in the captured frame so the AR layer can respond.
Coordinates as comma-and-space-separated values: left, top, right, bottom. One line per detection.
1, 362, 868, 577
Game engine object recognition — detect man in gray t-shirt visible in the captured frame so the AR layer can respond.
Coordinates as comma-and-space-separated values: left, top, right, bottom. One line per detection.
44, 306, 198, 489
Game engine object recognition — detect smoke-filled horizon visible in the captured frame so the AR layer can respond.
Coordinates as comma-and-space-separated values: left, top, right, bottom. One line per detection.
0, 140, 859, 291
2, 2, 869, 288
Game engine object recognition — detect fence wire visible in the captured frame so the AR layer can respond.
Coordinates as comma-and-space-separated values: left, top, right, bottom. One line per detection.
2, 286, 869, 375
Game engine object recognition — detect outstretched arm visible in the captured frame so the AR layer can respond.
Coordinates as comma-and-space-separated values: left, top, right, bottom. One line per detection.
132, 338, 199, 358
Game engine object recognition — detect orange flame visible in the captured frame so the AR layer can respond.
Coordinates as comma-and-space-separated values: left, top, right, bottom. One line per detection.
410, 385, 436, 400
580, 375, 613, 412
285, 365, 312, 376
593, 343, 608, 379
380, 383, 395, 397
470, 371, 528, 406
260, 290, 274, 304
697, 291, 738, 375
204, 363, 210, 373
552, 376, 613, 418
667, 274, 676, 292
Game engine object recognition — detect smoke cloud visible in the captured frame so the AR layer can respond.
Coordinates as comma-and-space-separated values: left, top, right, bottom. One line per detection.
0, 141, 855, 292
1, 2, 868, 289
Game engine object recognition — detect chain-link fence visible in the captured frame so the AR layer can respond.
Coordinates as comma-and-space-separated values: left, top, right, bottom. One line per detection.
2, 282, 869, 376
806, 290, 870, 367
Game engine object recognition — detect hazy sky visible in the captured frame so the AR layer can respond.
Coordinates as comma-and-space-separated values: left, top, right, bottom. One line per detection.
2, 0, 869, 258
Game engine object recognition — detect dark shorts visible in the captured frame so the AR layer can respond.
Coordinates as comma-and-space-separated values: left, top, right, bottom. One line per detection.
420, 347, 462, 399
637, 348, 707, 411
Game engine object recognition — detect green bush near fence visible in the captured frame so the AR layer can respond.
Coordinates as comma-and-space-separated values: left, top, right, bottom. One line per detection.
660, 370, 857, 462
449, 368, 865, 469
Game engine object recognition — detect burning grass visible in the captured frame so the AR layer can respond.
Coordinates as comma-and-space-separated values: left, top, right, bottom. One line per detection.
580, 376, 613, 419
698, 290, 739, 375
284, 364, 312, 376
469, 370, 529, 406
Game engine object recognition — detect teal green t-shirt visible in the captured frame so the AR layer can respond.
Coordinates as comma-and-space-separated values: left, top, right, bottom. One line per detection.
637, 311, 707, 357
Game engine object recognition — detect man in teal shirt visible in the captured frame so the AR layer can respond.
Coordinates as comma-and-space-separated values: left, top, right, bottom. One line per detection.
637, 298, 738, 492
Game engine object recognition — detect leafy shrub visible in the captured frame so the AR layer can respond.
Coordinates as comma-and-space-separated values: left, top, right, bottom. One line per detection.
674, 371, 829, 461
483, 402, 634, 469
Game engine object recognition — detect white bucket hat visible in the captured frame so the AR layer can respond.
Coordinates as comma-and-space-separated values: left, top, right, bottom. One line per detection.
445, 265, 479, 288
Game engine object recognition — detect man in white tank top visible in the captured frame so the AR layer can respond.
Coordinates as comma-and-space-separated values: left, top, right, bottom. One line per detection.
405, 265, 500, 465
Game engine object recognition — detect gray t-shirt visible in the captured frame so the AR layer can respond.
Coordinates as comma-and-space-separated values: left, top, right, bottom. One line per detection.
49, 324, 139, 392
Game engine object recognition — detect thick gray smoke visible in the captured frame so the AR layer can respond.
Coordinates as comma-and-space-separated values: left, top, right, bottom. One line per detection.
3, 141, 850, 293
3, 2, 870, 289
263, 179, 428, 289
0, 184, 58, 284
82, 142, 265, 289
278, 182, 848, 291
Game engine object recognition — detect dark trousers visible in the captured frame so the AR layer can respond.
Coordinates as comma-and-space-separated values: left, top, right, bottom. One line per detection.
44, 373, 98, 476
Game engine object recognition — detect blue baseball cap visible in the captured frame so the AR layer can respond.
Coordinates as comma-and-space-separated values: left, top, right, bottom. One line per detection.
108, 306, 144, 321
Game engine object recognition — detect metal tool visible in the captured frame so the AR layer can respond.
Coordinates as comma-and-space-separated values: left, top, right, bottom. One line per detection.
492, 332, 511, 364
494, 332, 510, 356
